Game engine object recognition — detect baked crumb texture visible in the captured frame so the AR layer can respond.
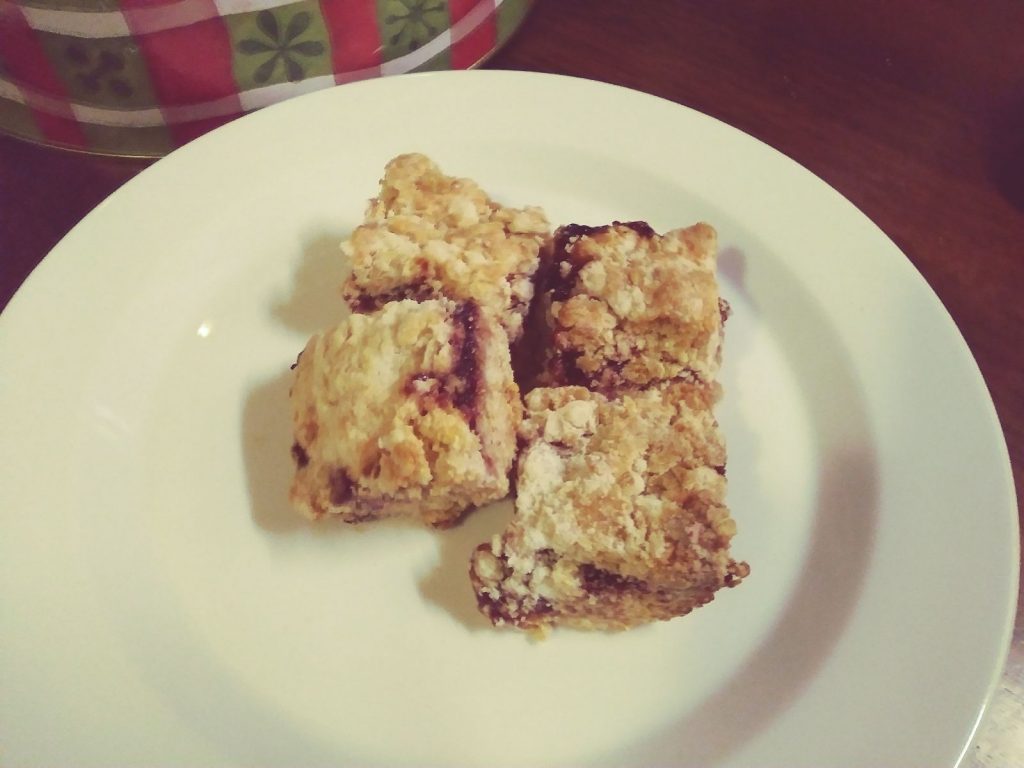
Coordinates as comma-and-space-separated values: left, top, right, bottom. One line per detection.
471, 384, 748, 630
537, 221, 727, 390
471, 220, 748, 631
289, 298, 521, 528
342, 153, 550, 343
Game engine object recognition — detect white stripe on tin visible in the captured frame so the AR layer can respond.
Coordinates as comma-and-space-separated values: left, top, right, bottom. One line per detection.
237, 73, 335, 111
18, 5, 131, 38
6, 79, 76, 119
212, 0, 298, 16
333, 66, 382, 86
0, 78, 27, 105
66, 91, 246, 127
0, 72, 228, 127
68, 100, 164, 128
121, 1, 221, 35
162, 93, 243, 124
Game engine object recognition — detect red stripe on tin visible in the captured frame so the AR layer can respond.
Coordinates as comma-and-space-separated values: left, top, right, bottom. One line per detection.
320, 0, 383, 72
120, 0, 220, 36
449, 0, 497, 70
127, 1, 240, 105
0, 4, 87, 147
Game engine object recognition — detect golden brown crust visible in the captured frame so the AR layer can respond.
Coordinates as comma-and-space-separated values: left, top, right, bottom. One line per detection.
342, 154, 550, 342
294, 154, 746, 630
471, 218, 747, 632
470, 384, 748, 630
538, 221, 724, 389
289, 298, 521, 527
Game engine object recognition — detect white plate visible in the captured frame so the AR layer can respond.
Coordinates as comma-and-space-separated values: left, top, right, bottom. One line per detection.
0, 71, 1017, 768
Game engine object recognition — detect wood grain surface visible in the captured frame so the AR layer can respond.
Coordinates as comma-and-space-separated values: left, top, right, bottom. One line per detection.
1, 1, 1021, 764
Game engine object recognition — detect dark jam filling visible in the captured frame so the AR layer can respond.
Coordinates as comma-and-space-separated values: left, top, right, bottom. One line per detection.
474, 591, 509, 624
578, 564, 650, 594
350, 294, 382, 313
530, 597, 555, 619
291, 442, 310, 468
555, 220, 657, 245
475, 587, 554, 628
509, 278, 550, 392
546, 225, 595, 302
451, 301, 482, 426
397, 302, 482, 422
328, 468, 354, 505
546, 220, 658, 302
718, 297, 731, 324
546, 224, 599, 302
547, 263, 584, 302
329, 469, 391, 522
617, 220, 657, 238
548, 350, 590, 387
472, 547, 557, 628
545, 351, 628, 394
396, 303, 485, 454
546, 350, 708, 393
349, 282, 436, 313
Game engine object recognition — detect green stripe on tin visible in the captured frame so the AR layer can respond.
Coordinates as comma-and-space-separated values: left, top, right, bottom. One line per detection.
377, 0, 451, 62
0, 96, 43, 143
35, 31, 160, 109
497, 0, 532, 44
224, 1, 332, 91
80, 122, 173, 157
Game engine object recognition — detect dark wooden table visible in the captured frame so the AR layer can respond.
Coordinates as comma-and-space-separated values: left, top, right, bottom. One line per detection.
2, 1, 1021, 764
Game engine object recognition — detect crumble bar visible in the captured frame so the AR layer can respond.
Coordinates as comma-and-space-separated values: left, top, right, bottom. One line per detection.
470, 384, 749, 630
538, 221, 726, 389
289, 298, 521, 527
342, 153, 550, 342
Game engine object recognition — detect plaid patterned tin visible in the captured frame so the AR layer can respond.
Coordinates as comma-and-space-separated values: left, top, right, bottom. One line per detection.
0, 0, 533, 155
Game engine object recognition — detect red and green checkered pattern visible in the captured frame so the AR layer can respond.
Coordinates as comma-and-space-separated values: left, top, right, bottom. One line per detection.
0, 0, 532, 155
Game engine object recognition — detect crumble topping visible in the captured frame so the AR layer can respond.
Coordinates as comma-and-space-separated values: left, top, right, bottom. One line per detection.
342, 153, 549, 341
289, 298, 520, 527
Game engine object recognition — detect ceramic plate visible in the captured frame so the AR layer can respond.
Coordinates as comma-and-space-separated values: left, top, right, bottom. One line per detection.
0, 71, 1016, 767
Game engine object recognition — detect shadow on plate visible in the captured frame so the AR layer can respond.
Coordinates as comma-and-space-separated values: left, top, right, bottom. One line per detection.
243, 231, 350, 535
272, 231, 350, 335
242, 368, 310, 533
609, 245, 880, 765
242, 352, 512, 625
418, 500, 515, 632
243, 371, 411, 540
